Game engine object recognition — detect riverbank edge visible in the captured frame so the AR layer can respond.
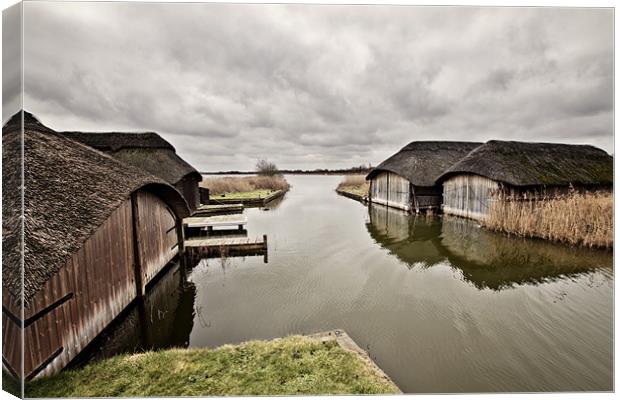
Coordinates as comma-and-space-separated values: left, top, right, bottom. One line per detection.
209, 188, 287, 206
336, 187, 369, 203
337, 188, 612, 249
310, 329, 400, 392
22, 330, 400, 397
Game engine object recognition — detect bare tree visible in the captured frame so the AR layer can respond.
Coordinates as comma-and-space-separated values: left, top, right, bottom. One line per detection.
256, 159, 279, 176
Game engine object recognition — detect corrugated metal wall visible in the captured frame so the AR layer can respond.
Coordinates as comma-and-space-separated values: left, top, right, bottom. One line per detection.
442, 174, 499, 220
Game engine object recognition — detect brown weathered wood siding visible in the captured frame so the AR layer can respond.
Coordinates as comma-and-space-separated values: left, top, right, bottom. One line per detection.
2, 290, 22, 380
21, 199, 135, 379
369, 171, 411, 211
442, 174, 500, 221
135, 191, 178, 293
5, 189, 181, 380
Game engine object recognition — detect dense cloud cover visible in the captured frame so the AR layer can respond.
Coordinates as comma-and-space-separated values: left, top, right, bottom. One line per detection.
11, 3, 614, 170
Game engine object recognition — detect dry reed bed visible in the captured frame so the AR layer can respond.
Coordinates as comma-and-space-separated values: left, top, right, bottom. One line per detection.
201, 176, 290, 195
484, 191, 613, 249
337, 175, 370, 197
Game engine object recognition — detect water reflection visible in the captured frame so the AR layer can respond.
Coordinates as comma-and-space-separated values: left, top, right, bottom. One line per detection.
366, 205, 444, 268
69, 262, 196, 367
366, 204, 612, 290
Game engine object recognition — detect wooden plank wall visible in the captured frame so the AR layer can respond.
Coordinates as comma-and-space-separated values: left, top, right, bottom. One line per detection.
4, 189, 181, 380
369, 171, 411, 211
21, 199, 136, 379
2, 289, 22, 380
135, 191, 178, 294
442, 174, 499, 221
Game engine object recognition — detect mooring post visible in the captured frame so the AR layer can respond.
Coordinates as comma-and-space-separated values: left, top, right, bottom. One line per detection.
263, 234, 268, 264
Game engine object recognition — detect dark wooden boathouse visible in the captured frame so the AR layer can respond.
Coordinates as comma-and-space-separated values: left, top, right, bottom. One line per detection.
60, 130, 202, 212
437, 140, 613, 220
365, 141, 481, 212
2, 112, 190, 380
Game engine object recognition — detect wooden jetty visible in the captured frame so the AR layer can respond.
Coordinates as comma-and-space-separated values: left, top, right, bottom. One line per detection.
184, 214, 247, 231
210, 189, 285, 207
184, 235, 268, 262
193, 203, 244, 216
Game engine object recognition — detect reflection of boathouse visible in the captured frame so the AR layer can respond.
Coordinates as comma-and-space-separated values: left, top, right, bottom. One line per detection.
366, 204, 612, 290
366, 205, 445, 267
2, 112, 191, 380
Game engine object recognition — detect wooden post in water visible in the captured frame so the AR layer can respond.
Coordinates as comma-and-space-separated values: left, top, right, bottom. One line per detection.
263, 234, 268, 263
130, 192, 145, 299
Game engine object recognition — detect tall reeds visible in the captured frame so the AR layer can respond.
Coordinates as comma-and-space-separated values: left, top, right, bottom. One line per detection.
483, 190, 613, 248
336, 175, 370, 197
201, 175, 290, 194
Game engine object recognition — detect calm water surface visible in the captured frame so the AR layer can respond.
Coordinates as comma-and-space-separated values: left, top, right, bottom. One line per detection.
83, 175, 613, 393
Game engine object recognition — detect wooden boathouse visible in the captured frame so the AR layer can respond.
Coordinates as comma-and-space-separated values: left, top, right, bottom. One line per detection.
365, 141, 481, 212
60, 129, 202, 212
2, 112, 190, 380
437, 140, 613, 220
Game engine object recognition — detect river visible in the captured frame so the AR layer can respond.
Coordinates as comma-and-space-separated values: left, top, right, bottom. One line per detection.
77, 174, 613, 393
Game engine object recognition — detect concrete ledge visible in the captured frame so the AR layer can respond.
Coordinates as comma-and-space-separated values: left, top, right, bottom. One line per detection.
308, 329, 401, 393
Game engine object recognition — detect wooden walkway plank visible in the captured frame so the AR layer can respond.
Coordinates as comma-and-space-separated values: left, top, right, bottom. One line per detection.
183, 214, 248, 228
193, 203, 244, 216
183, 235, 268, 262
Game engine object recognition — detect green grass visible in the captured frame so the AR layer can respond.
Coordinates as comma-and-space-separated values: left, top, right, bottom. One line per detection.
24, 336, 399, 397
210, 189, 278, 200
2, 370, 21, 398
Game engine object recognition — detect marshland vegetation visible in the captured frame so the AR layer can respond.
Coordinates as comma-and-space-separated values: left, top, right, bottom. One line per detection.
201, 175, 290, 198
202, 159, 290, 200
484, 190, 613, 248
336, 175, 369, 198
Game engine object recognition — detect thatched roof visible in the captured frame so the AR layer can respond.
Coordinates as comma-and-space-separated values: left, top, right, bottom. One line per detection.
438, 140, 613, 187
60, 131, 174, 151
2, 111, 190, 302
366, 141, 482, 187
59, 131, 202, 185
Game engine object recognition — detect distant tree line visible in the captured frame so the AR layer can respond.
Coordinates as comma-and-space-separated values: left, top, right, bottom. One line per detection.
203, 162, 373, 176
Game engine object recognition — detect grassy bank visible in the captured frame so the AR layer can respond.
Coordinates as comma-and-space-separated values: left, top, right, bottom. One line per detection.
25, 335, 398, 397
484, 191, 613, 248
336, 175, 369, 198
202, 175, 289, 200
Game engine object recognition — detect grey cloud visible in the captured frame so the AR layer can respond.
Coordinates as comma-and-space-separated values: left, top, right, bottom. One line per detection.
3, 3, 22, 122
19, 3, 613, 171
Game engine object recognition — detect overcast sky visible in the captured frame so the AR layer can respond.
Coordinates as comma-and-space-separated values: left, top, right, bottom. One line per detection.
4, 3, 613, 171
